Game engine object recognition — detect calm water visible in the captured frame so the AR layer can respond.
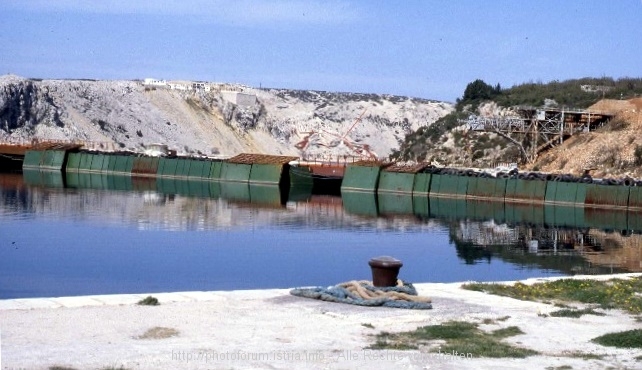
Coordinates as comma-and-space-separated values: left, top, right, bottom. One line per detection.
0, 172, 636, 299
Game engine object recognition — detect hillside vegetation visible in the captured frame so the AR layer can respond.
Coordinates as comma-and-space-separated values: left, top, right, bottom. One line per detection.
393, 77, 642, 177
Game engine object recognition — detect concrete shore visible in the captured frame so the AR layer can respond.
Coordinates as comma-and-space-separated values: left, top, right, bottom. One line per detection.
2, 274, 642, 370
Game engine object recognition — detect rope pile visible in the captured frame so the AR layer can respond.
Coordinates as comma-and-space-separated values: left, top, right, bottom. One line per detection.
290, 280, 432, 309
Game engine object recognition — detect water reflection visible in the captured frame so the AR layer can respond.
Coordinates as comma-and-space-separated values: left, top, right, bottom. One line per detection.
450, 220, 638, 274
0, 171, 639, 299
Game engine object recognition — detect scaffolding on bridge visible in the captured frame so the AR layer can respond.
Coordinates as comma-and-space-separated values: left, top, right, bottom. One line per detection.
465, 106, 614, 162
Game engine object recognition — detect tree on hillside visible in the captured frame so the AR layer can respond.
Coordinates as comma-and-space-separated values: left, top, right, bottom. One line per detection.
457, 79, 501, 110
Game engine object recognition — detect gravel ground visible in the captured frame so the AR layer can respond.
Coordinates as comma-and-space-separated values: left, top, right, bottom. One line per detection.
2, 274, 641, 370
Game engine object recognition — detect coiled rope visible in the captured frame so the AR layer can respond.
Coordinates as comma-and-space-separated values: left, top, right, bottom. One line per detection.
290, 280, 432, 309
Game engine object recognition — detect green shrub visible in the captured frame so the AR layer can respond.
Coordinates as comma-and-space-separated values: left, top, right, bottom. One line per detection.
592, 329, 642, 348
137, 296, 160, 306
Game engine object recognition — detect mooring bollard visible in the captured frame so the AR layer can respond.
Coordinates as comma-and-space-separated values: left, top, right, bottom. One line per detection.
368, 256, 403, 287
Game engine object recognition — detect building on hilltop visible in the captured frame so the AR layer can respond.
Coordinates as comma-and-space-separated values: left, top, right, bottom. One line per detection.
143, 78, 167, 87
145, 78, 213, 92
580, 85, 613, 94
220, 91, 257, 107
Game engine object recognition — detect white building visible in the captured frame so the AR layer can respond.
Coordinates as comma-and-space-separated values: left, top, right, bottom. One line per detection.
143, 78, 167, 87
143, 78, 214, 93
167, 82, 190, 91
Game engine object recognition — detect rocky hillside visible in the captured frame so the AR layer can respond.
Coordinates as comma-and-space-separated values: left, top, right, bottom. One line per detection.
394, 98, 642, 177
529, 98, 642, 178
393, 77, 642, 178
0, 75, 453, 158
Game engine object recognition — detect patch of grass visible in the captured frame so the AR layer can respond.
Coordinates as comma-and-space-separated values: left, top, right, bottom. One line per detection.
591, 329, 642, 348
361, 323, 375, 329
136, 326, 179, 340
137, 296, 159, 306
410, 321, 478, 340
368, 331, 419, 351
49, 367, 78, 370
368, 321, 537, 358
481, 315, 510, 325
490, 326, 524, 338
549, 307, 606, 318
545, 366, 574, 370
560, 350, 604, 360
462, 277, 642, 314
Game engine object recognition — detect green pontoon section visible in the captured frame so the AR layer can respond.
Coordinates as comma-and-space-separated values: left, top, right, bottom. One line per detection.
225, 154, 296, 186
102, 155, 134, 174
585, 183, 630, 209
157, 157, 212, 179
209, 161, 223, 180
249, 164, 284, 185
89, 154, 106, 172
79, 152, 94, 172
175, 158, 192, 177
106, 155, 117, 172
22, 150, 44, 169
377, 170, 416, 195
187, 160, 212, 179
545, 181, 583, 206
429, 174, 469, 198
411, 171, 432, 217
44, 150, 67, 171
157, 158, 177, 177
220, 163, 252, 183
377, 163, 431, 196
23, 150, 67, 171
628, 187, 642, 211
412, 173, 432, 196
66, 152, 82, 171
466, 177, 504, 200
289, 165, 314, 189
341, 163, 382, 193
132, 156, 159, 176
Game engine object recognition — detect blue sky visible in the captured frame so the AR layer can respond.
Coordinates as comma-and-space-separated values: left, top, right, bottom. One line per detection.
1, 0, 641, 102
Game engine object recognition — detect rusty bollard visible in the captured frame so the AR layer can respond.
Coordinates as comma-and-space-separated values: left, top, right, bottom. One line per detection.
368, 256, 403, 287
